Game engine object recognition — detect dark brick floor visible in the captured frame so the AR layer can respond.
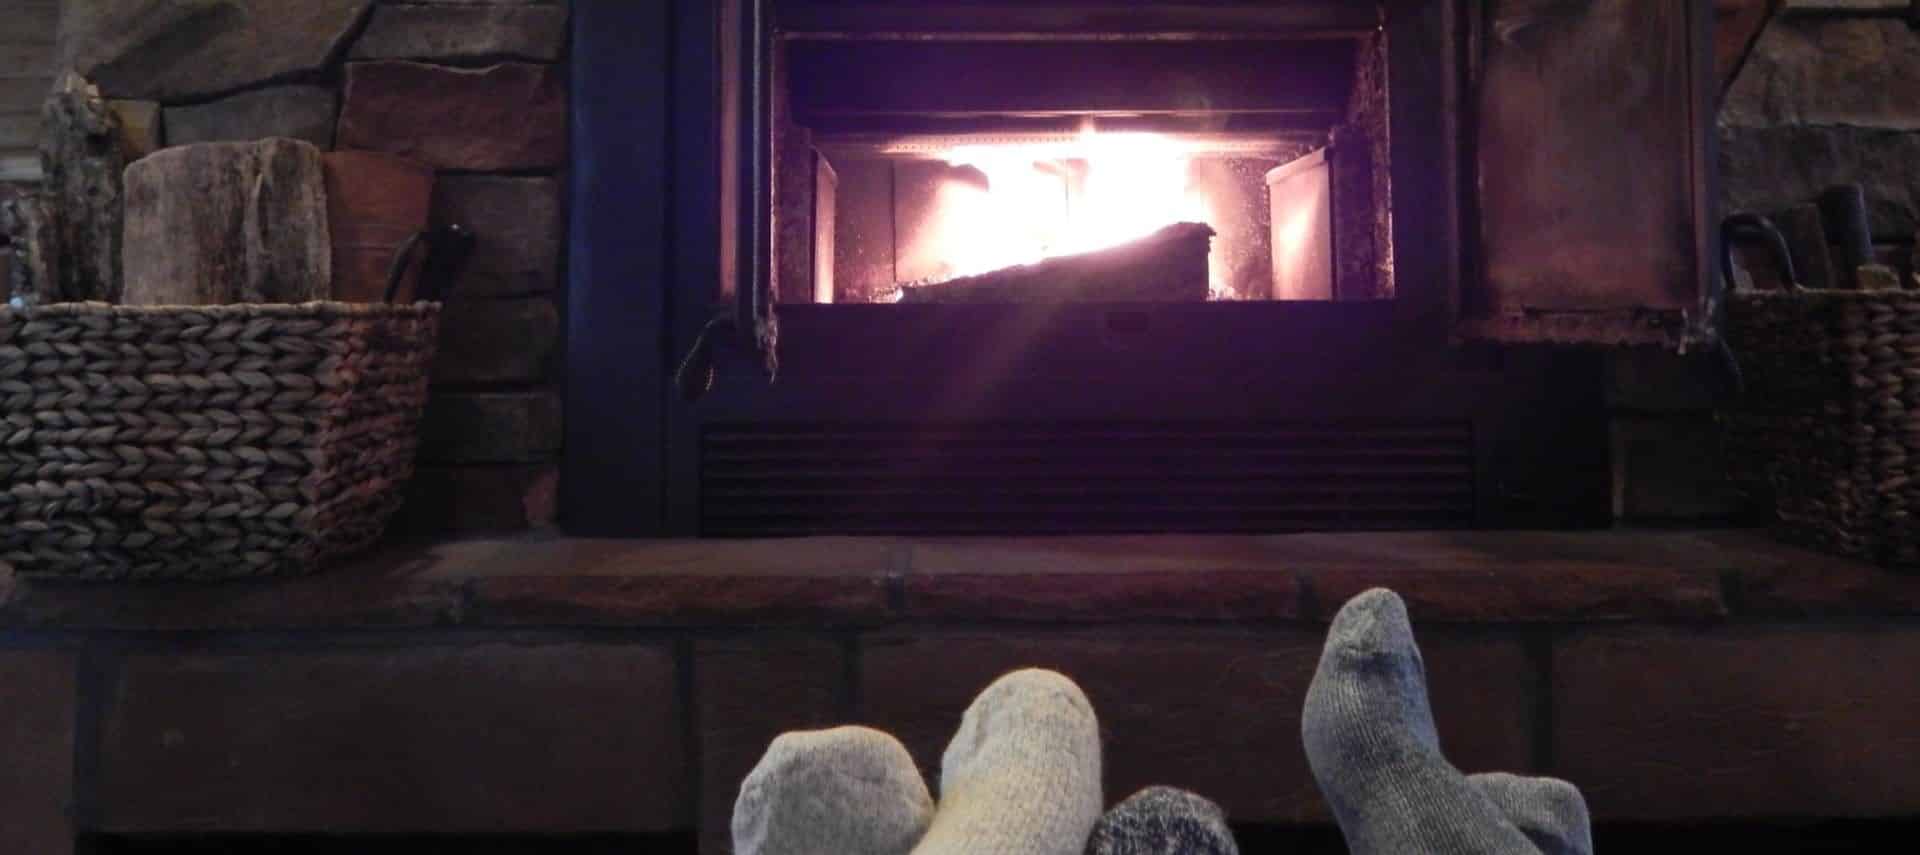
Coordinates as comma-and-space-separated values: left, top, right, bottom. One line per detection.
79, 820, 1920, 854
79, 834, 696, 855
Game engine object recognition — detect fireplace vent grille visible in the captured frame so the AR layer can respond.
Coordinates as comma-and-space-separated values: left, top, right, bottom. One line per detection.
699, 421, 1475, 535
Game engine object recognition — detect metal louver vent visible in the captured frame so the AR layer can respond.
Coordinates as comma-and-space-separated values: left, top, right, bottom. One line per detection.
700, 421, 1475, 536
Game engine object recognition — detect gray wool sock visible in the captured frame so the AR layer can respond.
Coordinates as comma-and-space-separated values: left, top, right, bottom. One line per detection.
732, 725, 935, 855
1301, 588, 1540, 855
1084, 786, 1239, 855
1469, 773, 1593, 855
912, 668, 1104, 855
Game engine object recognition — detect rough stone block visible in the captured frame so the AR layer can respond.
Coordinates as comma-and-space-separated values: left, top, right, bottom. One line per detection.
430, 175, 562, 297
898, 536, 1304, 622
392, 463, 559, 534
60, 0, 374, 102
0, 570, 462, 631
418, 391, 563, 463
100, 645, 687, 832
1297, 533, 1731, 622
352, 4, 567, 63
337, 61, 565, 171
1720, 124, 1920, 240
695, 637, 848, 855
857, 629, 1536, 824
164, 85, 338, 148
0, 651, 76, 855
1733, 550, 1920, 616
1553, 624, 1920, 820
432, 296, 560, 384
449, 539, 896, 627
902, 570, 1302, 622
1724, 17, 1920, 131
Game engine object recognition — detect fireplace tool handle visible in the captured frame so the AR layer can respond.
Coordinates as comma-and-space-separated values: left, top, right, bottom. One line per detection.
1721, 212, 1800, 295
1716, 212, 1802, 399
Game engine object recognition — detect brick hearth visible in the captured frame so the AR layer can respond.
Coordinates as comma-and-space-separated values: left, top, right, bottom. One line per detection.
4, 530, 1919, 853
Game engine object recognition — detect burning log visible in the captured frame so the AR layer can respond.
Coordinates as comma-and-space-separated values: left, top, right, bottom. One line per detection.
898, 222, 1214, 304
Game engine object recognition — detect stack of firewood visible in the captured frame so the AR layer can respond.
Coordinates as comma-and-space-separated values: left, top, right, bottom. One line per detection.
3, 72, 433, 310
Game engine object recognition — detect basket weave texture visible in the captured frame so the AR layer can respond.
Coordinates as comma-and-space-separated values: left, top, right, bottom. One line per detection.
1725, 288, 1920, 572
1, 301, 441, 581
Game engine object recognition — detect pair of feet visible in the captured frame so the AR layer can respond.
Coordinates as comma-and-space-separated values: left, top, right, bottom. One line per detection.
733, 667, 1103, 855
733, 588, 1594, 855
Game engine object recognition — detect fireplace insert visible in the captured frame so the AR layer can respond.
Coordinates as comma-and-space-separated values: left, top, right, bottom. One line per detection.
567, 0, 1718, 536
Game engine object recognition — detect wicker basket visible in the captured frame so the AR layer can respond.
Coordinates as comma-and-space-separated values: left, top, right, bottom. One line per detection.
1721, 215, 1920, 572
0, 301, 441, 581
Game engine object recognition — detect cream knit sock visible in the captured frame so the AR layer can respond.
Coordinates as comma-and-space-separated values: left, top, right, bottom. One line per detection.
1302, 588, 1540, 854
912, 668, 1104, 855
1469, 773, 1593, 855
732, 725, 935, 855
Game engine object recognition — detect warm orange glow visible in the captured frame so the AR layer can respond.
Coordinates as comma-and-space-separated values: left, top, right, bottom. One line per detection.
907, 129, 1224, 294
1276, 205, 1318, 266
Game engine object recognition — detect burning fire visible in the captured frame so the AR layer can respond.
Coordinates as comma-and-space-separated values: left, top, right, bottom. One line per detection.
903, 128, 1225, 295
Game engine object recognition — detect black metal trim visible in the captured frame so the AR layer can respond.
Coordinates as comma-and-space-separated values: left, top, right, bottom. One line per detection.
560, 0, 674, 535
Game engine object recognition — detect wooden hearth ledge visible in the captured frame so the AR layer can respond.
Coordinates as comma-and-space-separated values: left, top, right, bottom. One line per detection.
3, 530, 1916, 630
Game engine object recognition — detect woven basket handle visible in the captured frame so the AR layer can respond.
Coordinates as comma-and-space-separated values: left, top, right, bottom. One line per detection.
1721, 213, 1804, 294
382, 224, 476, 304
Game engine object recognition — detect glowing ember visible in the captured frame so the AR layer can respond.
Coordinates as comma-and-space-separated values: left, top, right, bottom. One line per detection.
905, 128, 1224, 294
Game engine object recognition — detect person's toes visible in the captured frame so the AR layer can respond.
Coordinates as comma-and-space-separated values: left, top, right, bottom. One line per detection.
913, 668, 1104, 855
733, 725, 933, 855
1302, 588, 1536, 855
1470, 773, 1593, 855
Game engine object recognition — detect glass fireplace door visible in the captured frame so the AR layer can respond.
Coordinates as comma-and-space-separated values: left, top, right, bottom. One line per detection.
646, 0, 1626, 537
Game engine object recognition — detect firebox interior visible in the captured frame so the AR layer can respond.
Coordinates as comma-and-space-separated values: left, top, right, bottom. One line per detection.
769, 4, 1394, 305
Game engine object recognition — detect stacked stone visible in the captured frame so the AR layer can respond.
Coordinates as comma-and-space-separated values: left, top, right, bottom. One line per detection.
58, 0, 571, 533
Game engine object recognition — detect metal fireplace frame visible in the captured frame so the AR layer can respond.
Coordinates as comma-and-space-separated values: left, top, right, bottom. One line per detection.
563, 0, 1715, 537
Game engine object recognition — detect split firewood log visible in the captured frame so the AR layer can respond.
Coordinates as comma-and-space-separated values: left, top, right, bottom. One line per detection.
41, 71, 125, 303
121, 137, 331, 306
897, 222, 1214, 304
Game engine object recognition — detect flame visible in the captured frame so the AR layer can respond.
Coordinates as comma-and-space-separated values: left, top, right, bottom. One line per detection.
909, 128, 1219, 291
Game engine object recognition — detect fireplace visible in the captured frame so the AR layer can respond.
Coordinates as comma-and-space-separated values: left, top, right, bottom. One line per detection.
565, 0, 1719, 537
773, 22, 1391, 307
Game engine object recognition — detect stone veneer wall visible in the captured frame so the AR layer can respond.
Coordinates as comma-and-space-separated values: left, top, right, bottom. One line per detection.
1610, 0, 1920, 523
0, 0, 57, 181
51, 0, 568, 535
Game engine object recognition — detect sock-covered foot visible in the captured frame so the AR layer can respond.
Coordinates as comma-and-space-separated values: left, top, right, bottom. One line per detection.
912, 668, 1103, 855
732, 725, 934, 855
1301, 588, 1538, 854
1469, 773, 1593, 855
1084, 786, 1239, 855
